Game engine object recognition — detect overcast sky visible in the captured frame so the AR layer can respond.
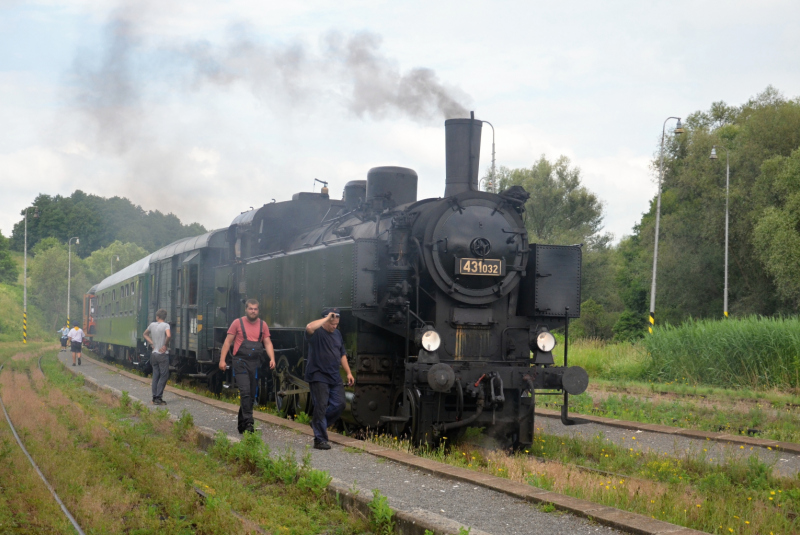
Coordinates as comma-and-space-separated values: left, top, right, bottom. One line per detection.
3, 0, 800, 243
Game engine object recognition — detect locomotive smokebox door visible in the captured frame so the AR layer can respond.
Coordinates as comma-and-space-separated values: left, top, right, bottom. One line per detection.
517, 245, 582, 318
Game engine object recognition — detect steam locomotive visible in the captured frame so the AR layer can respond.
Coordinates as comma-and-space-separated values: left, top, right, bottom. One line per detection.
84, 114, 588, 446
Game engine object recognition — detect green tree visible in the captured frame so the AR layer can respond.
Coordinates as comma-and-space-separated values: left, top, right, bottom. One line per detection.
84, 241, 149, 283
752, 147, 800, 306
0, 231, 18, 284
620, 86, 800, 324
494, 155, 607, 246
11, 190, 206, 257
28, 239, 88, 329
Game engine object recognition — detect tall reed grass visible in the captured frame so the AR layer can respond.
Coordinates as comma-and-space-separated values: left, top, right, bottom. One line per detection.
643, 316, 800, 388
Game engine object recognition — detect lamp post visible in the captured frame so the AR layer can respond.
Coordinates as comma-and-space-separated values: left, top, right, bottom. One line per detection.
110, 255, 120, 275
67, 237, 79, 328
22, 206, 40, 344
480, 120, 496, 193
710, 145, 731, 318
649, 116, 685, 334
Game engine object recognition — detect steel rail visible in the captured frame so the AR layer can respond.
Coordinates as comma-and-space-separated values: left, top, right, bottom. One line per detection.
0, 358, 85, 535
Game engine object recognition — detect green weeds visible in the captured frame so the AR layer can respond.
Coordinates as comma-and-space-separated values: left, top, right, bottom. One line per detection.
6, 347, 371, 534
368, 489, 394, 535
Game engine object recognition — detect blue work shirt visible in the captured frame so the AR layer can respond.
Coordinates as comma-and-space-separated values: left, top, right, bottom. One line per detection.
304, 327, 345, 385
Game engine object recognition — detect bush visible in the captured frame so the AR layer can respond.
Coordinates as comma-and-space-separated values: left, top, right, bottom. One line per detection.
613, 310, 647, 342
570, 299, 616, 340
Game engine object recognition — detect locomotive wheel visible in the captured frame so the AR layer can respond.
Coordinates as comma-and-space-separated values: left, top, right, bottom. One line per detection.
274, 356, 295, 417
274, 356, 311, 417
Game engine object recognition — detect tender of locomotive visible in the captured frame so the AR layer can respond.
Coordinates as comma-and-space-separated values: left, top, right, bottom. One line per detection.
86, 114, 588, 446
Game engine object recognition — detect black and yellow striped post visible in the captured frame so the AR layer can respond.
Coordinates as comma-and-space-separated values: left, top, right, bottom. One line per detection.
648, 312, 655, 334
724, 311, 729, 318
23, 311, 27, 344
67, 316, 70, 329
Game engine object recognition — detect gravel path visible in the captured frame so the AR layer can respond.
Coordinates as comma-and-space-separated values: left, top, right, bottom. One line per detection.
536, 413, 800, 478
57, 350, 625, 535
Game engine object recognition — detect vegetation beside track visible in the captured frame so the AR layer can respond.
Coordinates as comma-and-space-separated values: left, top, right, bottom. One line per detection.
365, 428, 800, 535
643, 316, 800, 388
0, 346, 373, 534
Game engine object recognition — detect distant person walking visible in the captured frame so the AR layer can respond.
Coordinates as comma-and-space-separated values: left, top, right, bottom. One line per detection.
143, 309, 171, 405
219, 299, 276, 434
58, 325, 69, 351
67, 326, 85, 366
305, 307, 354, 450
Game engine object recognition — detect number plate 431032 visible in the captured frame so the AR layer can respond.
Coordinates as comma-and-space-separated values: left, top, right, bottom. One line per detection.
457, 258, 504, 276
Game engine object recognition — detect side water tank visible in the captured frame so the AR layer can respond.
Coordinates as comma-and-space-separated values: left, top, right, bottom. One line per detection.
366, 166, 418, 207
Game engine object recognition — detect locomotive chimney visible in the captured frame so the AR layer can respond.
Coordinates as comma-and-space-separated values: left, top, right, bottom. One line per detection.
444, 111, 482, 197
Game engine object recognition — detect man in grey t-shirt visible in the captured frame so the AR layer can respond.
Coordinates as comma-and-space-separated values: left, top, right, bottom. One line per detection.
143, 308, 171, 405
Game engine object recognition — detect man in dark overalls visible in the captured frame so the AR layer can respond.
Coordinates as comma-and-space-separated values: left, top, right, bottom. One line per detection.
219, 299, 276, 434
305, 307, 355, 450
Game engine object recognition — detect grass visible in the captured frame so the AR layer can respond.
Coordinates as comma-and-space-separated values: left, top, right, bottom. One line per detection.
553, 337, 647, 381
367, 428, 800, 534
0, 345, 374, 534
561, 387, 800, 443
0, 283, 51, 343
644, 316, 800, 388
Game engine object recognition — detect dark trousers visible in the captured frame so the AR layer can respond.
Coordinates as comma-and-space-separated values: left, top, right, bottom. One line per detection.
233, 356, 260, 432
309, 381, 345, 443
151, 352, 170, 400
60, 337, 68, 348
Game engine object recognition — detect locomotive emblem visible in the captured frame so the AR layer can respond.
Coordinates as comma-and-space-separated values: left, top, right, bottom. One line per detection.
470, 237, 492, 257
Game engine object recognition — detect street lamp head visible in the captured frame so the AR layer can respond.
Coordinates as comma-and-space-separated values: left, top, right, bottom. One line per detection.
674, 118, 685, 135
33, 207, 39, 218
75, 238, 79, 245
709, 146, 718, 160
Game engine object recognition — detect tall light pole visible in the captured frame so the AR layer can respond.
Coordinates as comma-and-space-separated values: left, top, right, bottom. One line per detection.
110, 255, 120, 275
480, 120, 496, 193
22, 206, 40, 344
649, 117, 685, 334
710, 145, 731, 318
67, 237, 79, 328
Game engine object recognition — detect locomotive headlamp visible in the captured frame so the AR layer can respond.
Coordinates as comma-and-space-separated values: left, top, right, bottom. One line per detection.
536, 331, 556, 352
421, 329, 441, 352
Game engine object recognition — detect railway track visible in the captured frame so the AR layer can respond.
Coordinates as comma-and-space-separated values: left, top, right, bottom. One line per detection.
2, 351, 275, 535
0, 358, 85, 535
64, 349, 715, 535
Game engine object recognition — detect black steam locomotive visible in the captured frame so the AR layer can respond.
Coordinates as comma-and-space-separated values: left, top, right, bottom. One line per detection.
85, 114, 588, 446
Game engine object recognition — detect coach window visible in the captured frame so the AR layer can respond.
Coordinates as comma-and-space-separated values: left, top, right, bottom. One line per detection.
188, 265, 198, 306
112, 289, 116, 301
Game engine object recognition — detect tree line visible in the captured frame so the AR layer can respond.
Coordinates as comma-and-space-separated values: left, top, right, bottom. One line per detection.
491, 86, 800, 340
10, 190, 207, 257
1, 191, 207, 331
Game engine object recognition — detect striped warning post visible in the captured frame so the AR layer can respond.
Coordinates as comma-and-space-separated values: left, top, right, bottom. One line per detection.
648, 312, 654, 334
23, 311, 27, 344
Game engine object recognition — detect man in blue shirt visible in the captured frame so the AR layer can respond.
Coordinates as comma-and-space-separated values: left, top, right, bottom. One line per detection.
305, 307, 354, 450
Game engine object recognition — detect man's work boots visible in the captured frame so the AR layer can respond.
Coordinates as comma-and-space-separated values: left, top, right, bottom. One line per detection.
313, 440, 331, 450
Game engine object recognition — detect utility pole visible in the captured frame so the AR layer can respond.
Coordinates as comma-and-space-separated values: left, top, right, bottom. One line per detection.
650, 117, 684, 333
710, 145, 731, 318
22, 206, 39, 343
